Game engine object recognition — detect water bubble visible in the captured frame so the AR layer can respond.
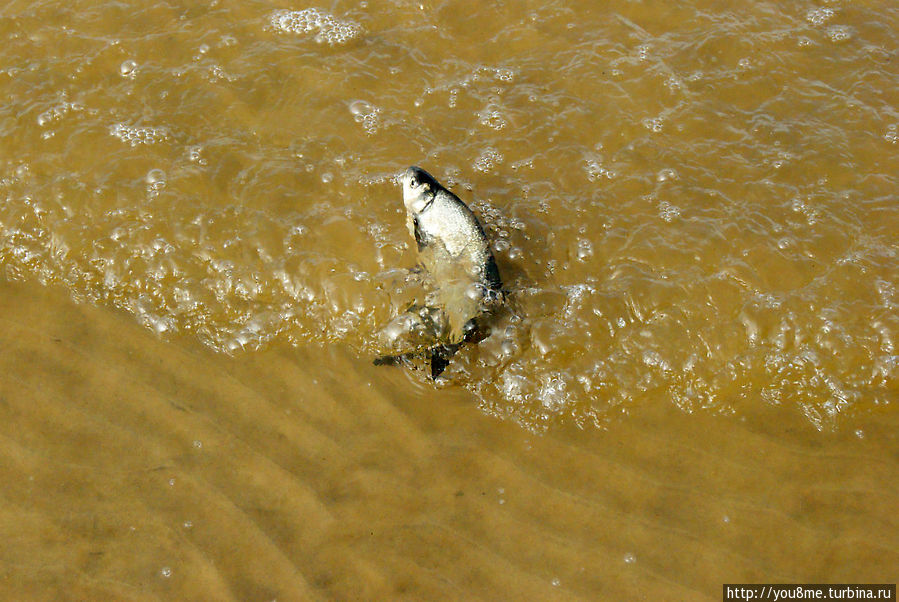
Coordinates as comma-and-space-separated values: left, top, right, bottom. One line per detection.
36, 111, 54, 126
826, 25, 851, 42
120, 60, 138, 77
109, 123, 171, 146
270, 9, 362, 46
349, 99, 374, 117
473, 148, 503, 172
806, 7, 835, 26
207, 64, 234, 82
36, 101, 83, 127
321, 172, 333, 184
551, 578, 560, 587
643, 117, 664, 132
584, 156, 615, 181
145, 169, 166, 185
656, 168, 678, 182
658, 200, 681, 222
642, 350, 671, 372
146, 170, 166, 199
576, 238, 593, 260
538, 374, 570, 411
664, 75, 683, 91
478, 107, 507, 130
160, 567, 172, 578
187, 145, 206, 164
192, 439, 202, 449
501, 372, 529, 401
500, 339, 518, 356
348, 100, 381, 134
623, 553, 636, 564
183, 520, 193, 529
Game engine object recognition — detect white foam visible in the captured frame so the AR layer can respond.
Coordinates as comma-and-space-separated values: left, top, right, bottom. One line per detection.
109, 123, 171, 146
478, 106, 507, 130
473, 147, 503, 172
348, 100, 381, 134
658, 200, 681, 222
584, 155, 615, 181
805, 7, 835, 26
270, 8, 362, 46
826, 25, 852, 42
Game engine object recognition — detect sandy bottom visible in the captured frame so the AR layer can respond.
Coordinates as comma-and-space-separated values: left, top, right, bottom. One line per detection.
0, 279, 895, 600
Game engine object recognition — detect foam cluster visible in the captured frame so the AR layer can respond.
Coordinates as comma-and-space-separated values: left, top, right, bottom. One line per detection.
108, 123, 171, 146
270, 8, 362, 46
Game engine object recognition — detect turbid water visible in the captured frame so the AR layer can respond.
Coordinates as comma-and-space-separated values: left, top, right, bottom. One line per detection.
0, 0, 896, 598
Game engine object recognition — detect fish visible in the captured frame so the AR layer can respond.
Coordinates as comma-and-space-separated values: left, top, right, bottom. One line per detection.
375, 166, 503, 379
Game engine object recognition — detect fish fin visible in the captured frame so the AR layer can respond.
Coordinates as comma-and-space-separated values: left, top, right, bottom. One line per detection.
413, 215, 427, 251
429, 353, 449, 379
429, 344, 459, 380
373, 354, 403, 367
373, 352, 419, 368
484, 254, 503, 293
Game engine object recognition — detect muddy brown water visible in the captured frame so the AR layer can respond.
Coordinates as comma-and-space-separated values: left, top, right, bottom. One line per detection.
1, 0, 897, 599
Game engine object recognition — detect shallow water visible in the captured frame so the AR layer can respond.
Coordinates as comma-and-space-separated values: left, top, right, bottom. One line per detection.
0, 0, 897, 597
1, 278, 896, 599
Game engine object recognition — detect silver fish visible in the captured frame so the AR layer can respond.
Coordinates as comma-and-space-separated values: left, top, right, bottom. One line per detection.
376, 166, 503, 378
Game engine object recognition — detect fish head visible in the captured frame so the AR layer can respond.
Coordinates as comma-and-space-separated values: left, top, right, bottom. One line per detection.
402, 166, 439, 214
